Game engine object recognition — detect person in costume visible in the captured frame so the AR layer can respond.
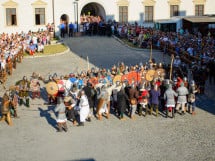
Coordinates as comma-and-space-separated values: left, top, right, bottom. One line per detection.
117, 84, 129, 120
164, 84, 178, 118
175, 82, 189, 115
128, 83, 139, 119
77, 90, 90, 126
30, 72, 41, 99
55, 97, 68, 132
0, 91, 13, 126
18, 76, 30, 107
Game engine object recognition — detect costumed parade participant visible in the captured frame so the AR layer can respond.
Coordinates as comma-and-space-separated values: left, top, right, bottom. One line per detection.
149, 84, 160, 117
128, 83, 139, 119
82, 82, 96, 121
96, 85, 109, 120
64, 96, 78, 125
164, 84, 178, 118
188, 80, 199, 115
30, 72, 41, 99
112, 81, 122, 115
138, 85, 149, 116
117, 84, 129, 120
55, 97, 68, 132
77, 90, 90, 126
0, 91, 13, 125
175, 82, 189, 115
18, 76, 30, 107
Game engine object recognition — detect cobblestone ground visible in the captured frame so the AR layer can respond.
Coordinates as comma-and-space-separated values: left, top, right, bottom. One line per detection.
0, 36, 215, 161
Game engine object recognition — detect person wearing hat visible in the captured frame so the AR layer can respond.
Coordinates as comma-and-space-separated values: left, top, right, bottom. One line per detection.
128, 83, 139, 119
96, 85, 109, 120
117, 84, 129, 120
164, 84, 178, 118
188, 80, 199, 115
138, 85, 150, 116
82, 82, 96, 121
64, 96, 78, 125
112, 81, 122, 115
0, 92, 13, 126
30, 72, 41, 99
175, 82, 189, 115
77, 90, 90, 126
149, 84, 160, 117
18, 76, 30, 107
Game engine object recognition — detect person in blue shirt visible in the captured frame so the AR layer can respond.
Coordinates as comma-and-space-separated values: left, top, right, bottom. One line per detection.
60, 23, 66, 38
69, 22, 74, 37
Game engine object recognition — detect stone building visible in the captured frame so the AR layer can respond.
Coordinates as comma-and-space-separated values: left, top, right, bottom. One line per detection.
0, 0, 214, 34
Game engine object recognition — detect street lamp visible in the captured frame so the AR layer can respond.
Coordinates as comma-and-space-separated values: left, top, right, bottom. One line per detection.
73, 0, 79, 32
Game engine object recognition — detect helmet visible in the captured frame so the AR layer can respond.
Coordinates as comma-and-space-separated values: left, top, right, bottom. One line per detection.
183, 77, 187, 82
23, 76, 27, 81
190, 80, 195, 86
131, 83, 135, 89
116, 81, 121, 86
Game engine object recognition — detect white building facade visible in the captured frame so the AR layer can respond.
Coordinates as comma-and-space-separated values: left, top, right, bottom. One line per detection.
0, 0, 214, 34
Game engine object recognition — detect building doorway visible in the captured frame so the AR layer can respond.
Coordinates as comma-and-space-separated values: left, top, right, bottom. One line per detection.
81, 2, 106, 21
60, 14, 69, 34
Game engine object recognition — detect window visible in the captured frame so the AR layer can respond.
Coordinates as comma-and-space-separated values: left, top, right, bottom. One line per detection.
145, 6, 153, 22
195, 5, 204, 16
35, 8, 45, 25
6, 8, 17, 26
119, 6, 128, 23
170, 5, 179, 17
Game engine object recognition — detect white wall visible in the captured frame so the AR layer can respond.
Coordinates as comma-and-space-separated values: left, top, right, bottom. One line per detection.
0, 0, 214, 34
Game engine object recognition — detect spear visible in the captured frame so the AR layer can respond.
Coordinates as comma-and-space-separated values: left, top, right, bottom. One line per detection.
169, 54, 174, 80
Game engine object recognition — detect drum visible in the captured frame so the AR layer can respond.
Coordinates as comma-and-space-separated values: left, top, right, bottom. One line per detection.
145, 69, 155, 82
46, 81, 59, 96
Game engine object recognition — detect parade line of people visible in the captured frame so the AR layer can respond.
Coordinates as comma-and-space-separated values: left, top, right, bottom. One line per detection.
1, 60, 201, 132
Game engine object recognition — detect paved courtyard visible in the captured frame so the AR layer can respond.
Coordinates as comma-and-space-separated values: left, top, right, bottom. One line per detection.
0, 36, 215, 161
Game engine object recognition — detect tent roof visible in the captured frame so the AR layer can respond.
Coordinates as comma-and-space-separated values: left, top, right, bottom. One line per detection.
183, 16, 215, 23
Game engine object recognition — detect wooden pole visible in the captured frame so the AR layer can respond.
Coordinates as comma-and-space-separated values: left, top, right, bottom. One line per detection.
87, 56, 89, 71
149, 44, 152, 63
169, 54, 174, 80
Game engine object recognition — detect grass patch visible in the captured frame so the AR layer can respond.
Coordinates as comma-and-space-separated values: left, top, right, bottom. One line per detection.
24, 43, 68, 56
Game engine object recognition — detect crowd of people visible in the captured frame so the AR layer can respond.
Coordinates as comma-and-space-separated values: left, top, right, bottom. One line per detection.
59, 15, 113, 38
0, 19, 214, 132
0, 23, 55, 84
0, 58, 202, 131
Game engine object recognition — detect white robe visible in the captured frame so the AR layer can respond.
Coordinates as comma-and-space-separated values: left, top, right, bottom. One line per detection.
79, 95, 90, 122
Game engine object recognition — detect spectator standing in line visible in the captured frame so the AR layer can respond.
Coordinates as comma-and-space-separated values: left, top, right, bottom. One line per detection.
60, 22, 66, 38
69, 22, 74, 37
